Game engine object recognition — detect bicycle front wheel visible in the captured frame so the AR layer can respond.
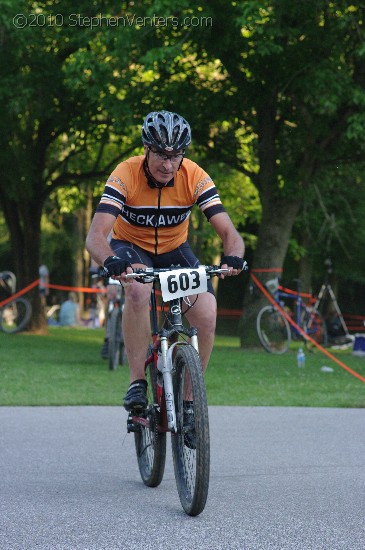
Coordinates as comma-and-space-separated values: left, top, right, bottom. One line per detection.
171, 345, 210, 517
134, 356, 166, 487
0, 297, 32, 334
108, 308, 122, 370
257, 305, 291, 354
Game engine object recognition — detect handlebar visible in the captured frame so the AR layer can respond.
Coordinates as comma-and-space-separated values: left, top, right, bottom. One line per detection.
124, 263, 248, 283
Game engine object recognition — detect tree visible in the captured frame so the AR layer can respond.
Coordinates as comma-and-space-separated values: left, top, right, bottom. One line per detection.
0, 1, 152, 329
2, 0, 365, 340
188, 0, 365, 345
127, 1, 365, 344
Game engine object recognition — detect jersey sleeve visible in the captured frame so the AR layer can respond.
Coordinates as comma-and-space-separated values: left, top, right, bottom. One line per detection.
95, 168, 128, 217
194, 171, 226, 220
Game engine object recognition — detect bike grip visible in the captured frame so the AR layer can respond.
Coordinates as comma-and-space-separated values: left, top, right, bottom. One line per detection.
99, 267, 110, 279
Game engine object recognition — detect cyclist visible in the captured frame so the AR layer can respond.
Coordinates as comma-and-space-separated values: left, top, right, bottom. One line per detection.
100, 277, 122, 358
86, 110, 245, 412
90, 256, 121, 357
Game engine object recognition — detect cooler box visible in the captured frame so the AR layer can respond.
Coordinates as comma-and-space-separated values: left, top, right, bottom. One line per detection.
352, 334, 365, 357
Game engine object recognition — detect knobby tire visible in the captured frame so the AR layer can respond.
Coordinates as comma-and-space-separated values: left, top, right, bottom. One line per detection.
257, 305, 291, 354
0, 297, 32, 334
134, 356, 166, 487
108, 307, 124, 370
171, 345, 210, 516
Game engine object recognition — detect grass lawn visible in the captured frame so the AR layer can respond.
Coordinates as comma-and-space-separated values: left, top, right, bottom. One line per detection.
0, 327, 364, 407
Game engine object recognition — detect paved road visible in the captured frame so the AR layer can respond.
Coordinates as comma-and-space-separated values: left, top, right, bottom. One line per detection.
1, 406, 364, 550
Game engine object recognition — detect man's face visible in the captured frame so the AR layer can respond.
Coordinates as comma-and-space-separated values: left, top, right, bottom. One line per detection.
144, 145, 184, 184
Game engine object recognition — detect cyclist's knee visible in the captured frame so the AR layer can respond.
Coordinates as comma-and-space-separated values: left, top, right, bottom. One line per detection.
198, 312, 217, 334
124, 282, 151, 310
186, 294, 217, 334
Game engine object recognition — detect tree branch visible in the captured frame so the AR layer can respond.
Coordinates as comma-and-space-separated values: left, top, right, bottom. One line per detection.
313, 184, 352, 259
45, 140, 141, 196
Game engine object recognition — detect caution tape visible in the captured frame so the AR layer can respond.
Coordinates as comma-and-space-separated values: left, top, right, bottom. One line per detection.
278, 285, 315, 301
251, 272, 365, 383
0, 279, 40, 308
47, 283, 105, 294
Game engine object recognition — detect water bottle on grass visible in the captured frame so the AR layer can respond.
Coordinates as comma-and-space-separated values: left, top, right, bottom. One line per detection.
297, 348, 305, 368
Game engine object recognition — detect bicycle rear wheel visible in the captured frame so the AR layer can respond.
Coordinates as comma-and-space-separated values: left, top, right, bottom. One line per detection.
0, 297, 32, 334
257, 305, 291, 354
134, 356, 166, 487
108, 308, 123, 370
171, 345, 210, 516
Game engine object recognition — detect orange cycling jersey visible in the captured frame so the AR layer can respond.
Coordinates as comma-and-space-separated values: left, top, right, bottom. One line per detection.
96, 155, 225, 255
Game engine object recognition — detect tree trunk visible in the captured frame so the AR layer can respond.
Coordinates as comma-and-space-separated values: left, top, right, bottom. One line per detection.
239, 196, 301, 348
4, 196, 48, 333
238, 87, 304, 347
74, 210, 86, 312
299, 233, 314, 294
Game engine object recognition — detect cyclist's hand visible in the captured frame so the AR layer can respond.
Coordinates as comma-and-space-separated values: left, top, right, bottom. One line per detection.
220, 255, 245, 278
103, 256, 131, 278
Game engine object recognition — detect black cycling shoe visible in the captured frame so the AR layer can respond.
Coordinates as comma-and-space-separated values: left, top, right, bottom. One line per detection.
183, 401, 196, 450
123, 379, 148, 412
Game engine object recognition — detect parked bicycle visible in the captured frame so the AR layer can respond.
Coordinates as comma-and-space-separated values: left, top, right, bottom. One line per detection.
105, 278, 127, 370
0, 271, 32, 334
256, 277, 327, 354
122, 264, 239, 516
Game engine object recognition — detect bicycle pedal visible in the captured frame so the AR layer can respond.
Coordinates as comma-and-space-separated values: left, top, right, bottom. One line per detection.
127, 414, 141, 433
127, 423, 141, 433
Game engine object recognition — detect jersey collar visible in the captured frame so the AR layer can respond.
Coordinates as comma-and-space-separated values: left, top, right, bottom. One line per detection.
147, 177, 174, 189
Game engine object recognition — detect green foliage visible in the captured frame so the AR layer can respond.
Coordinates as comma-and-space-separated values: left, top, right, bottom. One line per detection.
293, 163, 365, 286
0, 213, 12, 268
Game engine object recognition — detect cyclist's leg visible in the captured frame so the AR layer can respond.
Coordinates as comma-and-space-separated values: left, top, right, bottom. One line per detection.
110, 240, 153, 384
122, 281, 152, 381
183, 292, 216, 371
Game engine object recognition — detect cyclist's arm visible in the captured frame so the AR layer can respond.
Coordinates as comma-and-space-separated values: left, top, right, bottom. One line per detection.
209, 212, 245, 277
210, 212, 245, 257
86, 213, 116, 266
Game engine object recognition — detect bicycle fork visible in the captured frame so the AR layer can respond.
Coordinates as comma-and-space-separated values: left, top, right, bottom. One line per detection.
158, 331, 199, 433
158, 336, 177, 432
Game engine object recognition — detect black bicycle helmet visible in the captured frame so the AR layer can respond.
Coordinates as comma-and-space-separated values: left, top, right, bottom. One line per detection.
142, 110, 192, 151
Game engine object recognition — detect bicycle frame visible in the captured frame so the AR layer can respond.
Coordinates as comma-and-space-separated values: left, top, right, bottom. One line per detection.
131, 284, 199, 434
271, 281, 324, 342
273, 288, 304, 336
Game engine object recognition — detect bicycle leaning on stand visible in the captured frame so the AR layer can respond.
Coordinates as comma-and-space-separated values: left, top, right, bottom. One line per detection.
256, 277, 328, 354
0, 271, 32, 334
120, 263, 247, 516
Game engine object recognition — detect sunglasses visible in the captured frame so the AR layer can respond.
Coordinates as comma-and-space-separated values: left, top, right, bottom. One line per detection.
149, 148, 185, 163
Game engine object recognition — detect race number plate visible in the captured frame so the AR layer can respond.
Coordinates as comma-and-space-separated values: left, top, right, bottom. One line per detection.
159, 266, 208, 301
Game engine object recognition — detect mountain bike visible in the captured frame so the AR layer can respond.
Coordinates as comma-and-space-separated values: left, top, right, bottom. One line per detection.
0, 271, 32, 334
106, 279, 127, 370
256, 277, 327, 354
124, 264, 238, 516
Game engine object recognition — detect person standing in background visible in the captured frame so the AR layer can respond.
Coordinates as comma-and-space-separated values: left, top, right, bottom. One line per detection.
39, 264, 49, 307
59, 292, 81, 327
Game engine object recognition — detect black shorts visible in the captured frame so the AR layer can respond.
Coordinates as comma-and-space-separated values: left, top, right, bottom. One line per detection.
110, 239, 214, 295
